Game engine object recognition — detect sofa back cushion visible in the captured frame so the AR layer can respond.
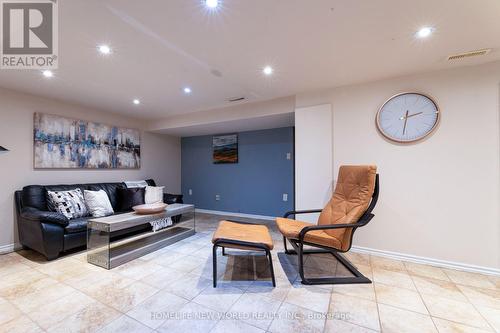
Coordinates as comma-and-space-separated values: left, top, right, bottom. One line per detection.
116, 187, 145, 212
21, 182, 127, 212
22, 185, 47, 211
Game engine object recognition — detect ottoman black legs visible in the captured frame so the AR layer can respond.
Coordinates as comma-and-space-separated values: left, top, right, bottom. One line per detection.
212, 241, 276, 288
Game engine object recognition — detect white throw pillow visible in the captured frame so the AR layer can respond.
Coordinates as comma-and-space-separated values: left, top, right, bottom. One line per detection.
145, 186, 164, 204
84, 190, 114, 218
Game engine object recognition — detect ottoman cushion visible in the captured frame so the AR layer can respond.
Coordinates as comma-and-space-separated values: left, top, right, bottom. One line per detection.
212, 220, 273, 250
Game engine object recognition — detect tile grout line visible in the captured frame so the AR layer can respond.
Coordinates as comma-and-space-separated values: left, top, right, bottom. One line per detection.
370, 255, 384, 332
407, 265, 439, 332
450, 278, 497, 332
263, 247, 292, 333
4, 217, 499, 333
2, 298, 45, 333
322, 291, 334, 333
404, 264, 497, 332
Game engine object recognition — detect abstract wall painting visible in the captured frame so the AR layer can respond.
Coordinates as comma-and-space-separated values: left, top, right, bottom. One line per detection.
34, 113, 140, 169
213, 134, 238, 164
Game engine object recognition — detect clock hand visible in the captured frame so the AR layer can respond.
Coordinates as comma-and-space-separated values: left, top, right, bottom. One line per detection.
407, 111, 423, 118
399, 111, 423, 120
402, 110, 409, 135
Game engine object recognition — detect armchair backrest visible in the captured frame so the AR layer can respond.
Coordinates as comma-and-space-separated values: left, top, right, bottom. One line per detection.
318, 165, 378, 251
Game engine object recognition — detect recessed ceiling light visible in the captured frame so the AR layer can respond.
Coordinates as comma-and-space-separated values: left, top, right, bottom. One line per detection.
263, 66, 274, 76
416, 27, 434, 39
98, 44, 111, 55
133, 99, 140, 105
42, 70, 53, 78
184, 87, 192, 94
205, 0, 219, 8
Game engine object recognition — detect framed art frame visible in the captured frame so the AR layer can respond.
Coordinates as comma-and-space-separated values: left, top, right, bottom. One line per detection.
213, 133, 238, 164
33, 113, 141, 169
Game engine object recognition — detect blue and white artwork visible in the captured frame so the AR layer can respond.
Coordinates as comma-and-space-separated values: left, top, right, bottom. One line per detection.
34, 113, 140, 169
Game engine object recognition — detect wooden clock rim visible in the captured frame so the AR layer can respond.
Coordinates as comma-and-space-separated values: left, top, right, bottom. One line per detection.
376, 92, 441, 144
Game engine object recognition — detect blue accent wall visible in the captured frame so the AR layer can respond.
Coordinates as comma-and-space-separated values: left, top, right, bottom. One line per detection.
181, 127, 294, 217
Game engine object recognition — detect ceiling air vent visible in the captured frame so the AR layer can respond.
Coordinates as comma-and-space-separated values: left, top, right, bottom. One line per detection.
228, 97, 246, 102
447, 49, 491, 61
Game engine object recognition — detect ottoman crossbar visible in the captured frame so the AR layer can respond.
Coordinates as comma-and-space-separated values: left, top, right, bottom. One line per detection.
212, 220, 276, 287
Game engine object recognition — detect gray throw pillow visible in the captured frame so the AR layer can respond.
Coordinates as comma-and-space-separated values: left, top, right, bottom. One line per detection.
47, 189, 88, 219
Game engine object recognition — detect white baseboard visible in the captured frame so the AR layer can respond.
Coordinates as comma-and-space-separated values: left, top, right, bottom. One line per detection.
0, 243, 22, 255
195, 210, 500, 277
195, 209, 275, 221
351, 245, 500, 277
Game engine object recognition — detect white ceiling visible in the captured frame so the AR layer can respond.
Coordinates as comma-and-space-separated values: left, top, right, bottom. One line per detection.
1, 0, 499, 120
155, 112, 294, 137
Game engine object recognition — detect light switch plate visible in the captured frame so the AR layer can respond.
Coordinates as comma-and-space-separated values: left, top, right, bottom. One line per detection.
215, 194, 220, 201
283, 193, 288, 202
188, 189, 193, 195
286, 152, 291, 160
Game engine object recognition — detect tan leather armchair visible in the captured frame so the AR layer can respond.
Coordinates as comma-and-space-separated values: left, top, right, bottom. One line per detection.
276, 165, 379, 285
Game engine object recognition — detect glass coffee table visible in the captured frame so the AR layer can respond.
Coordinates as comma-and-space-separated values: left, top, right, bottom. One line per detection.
87, 203, 195, 269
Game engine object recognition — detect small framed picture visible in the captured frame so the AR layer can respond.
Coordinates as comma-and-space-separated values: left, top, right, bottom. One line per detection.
213, 134, 238, 164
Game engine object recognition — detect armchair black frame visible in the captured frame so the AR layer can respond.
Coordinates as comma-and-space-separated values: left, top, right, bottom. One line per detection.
282, 174, 379, 285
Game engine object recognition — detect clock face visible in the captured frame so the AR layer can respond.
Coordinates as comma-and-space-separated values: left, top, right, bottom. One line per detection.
376, 93, 440, 143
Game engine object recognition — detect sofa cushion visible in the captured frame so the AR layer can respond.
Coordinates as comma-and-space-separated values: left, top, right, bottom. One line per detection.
87, 183, 125, 211
145, 186, 164, 204
84, 190, 114, 217
116, 187, 145, 212
45, 184, 88, 212
47, 189, 89, 219
64, 217, 89, 234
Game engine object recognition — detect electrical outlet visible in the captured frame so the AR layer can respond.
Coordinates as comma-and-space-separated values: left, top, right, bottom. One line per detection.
215, 194, 220, 201
282, 193, 288, 202
286, 152, 291, 160
188, 189, 193, 195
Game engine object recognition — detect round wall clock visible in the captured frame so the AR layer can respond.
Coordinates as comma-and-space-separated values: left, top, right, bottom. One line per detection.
376, 92, 440, 143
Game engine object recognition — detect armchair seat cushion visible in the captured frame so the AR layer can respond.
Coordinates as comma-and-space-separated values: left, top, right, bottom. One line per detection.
276, 218, 342, 250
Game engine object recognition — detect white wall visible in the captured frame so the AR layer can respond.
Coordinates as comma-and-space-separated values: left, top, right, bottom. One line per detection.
0, 88, 181, 252
294, 104, 333, 222
296, 61, 500, 270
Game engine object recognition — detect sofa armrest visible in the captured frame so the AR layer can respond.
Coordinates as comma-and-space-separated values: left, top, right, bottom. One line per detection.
164, 193, 183, 204
20, 207, 69, 227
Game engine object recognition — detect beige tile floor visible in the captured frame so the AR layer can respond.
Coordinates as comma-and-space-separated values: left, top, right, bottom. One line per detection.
0, 213, 499, 333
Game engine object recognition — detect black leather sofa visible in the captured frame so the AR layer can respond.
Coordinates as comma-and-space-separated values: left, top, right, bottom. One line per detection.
15, 179, 183, 260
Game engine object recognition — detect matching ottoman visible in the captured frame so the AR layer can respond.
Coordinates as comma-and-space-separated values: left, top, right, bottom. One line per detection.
212, 220, 275, 287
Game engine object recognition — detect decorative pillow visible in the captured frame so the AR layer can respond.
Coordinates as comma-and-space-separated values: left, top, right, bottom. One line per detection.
46, 189, 88, 219
84, 190, 114, 218
117, 187, 145, 212
145, 186, 164, 204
